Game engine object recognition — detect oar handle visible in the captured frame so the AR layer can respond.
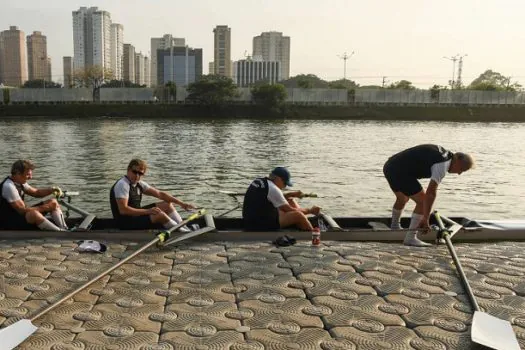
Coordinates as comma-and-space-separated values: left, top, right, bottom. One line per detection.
434, 211, 481, 312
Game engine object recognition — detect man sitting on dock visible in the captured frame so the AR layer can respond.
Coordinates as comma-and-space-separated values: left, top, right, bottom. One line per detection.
0, 160, 68, 231
110, 159, 196, 231
383, 144, 475, 247
242, 166, 321, 231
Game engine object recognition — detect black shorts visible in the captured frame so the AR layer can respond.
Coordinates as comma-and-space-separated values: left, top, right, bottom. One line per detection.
383, 162, 422, 197
243, 216, 280, 231
114, 204, 164, 230
1, 213, 38, 230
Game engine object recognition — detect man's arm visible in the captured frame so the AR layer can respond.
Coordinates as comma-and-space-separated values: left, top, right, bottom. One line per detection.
143, 187, 195, 210
116, 197, 159, 216
24, 186, 57, 198
422, 180, 439, 224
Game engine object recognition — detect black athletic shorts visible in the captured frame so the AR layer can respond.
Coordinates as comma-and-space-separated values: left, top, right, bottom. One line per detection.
0, 213, 38, 230
383, 162, 422, 196
243, 216, 280, 232
114, 204, 164, 230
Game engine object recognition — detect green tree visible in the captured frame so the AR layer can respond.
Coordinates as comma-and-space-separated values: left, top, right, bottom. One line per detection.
251, 83, 287, 108
387, 80, 415, 90
165, 81, 176, 102
73, 65, 114, 102
328, 78, 358, 89
280, 74, 329, 88
101, 80, 145, 88
186, 75, 238, 105
22, 79, 62, 88
429, 84, 448, 101
469, 70, 522, 91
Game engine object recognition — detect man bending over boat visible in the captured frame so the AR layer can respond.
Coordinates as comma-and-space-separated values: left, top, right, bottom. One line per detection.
242, 166, 321, 231
0, 160, 68, 231
383, 144, 474, 247
110, 159, 196, 231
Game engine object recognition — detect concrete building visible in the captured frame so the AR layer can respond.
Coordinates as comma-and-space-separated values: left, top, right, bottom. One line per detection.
208, 61, 214, 75
156, 46, 202, 86
63, 56, 73, 88
46, 57, 52, 82
0, 26, 27, 86
213, 25, 231, 77
122, 43, 135, 82
233, 59, 281, 87
253, 31, 290, 80
135, 52, 145, 86
143, 56, 150, 87
110, 23, 124, 80
27, 31, 49, 81
150, 34, 185, 86
72, 7, 112, 71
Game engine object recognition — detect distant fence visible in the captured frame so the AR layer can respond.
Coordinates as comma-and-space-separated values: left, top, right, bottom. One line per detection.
2, 87, 525, 106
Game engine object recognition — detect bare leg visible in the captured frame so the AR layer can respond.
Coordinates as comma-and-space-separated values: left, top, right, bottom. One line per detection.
156, 202, 190, 232
404, 191, 431, 247
391, 192, 409, 229
26, 210, 62, 231
279, 210, 313, 231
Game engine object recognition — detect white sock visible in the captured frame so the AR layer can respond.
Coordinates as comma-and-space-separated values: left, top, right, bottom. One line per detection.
38, 218, 62, 231
168, 210, 183, 224
51, 209, 68, 229
404, 213, 431, 246
391, 208, 403, 229
163, 218, 178, 229
163, 218, 191, 232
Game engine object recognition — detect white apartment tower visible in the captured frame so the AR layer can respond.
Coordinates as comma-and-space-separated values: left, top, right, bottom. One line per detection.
143, 56, 150, 87
72, 7, 113, 73
150, 34, 185, 86
253, 31, 290, 80
110, 23, 124, 80
135, 52, 145, 85
213, 25, 231, 77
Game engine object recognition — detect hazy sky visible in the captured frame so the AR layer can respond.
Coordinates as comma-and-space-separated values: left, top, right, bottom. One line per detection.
2, 0, 525, 87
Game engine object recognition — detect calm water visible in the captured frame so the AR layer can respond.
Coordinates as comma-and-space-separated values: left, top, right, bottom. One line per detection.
0, 117, 523, 220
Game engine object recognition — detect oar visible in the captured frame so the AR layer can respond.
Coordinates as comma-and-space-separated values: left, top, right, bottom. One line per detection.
0, 209, 206, 350
434, 211, 520, 350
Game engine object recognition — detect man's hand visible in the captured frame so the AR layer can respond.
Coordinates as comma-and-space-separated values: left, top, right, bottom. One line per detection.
418, 217, 431, 234
308, 206, 321, 216
52, 186, 63, 198
148, 207, 162, 215
181, 202, 196, 211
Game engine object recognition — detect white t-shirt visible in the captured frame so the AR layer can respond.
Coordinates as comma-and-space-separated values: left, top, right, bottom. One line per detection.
113, 177, 150, 199
430, 159, 451, 184
267, 180, 287, 208
1, 178, 33, 203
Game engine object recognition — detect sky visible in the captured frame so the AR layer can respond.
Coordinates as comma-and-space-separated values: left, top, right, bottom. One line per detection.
2, 0, 525, 88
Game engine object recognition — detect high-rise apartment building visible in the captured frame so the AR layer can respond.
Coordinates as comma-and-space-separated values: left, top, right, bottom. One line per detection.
143, 56, 150, 87
72, 7, 113, 72
135, 52, 145, 85
0, 26, 28, 86
27, 31, 49, 81
110, 23, 124, 80
253, 31, 290, 80
150, 34, 185, 86
233, 59, 281, 87
156, 46, 202, 86
63, 56, 73, 87
213, 26, 231, 78
123, 43, 135, 82
208, 62, 214, 75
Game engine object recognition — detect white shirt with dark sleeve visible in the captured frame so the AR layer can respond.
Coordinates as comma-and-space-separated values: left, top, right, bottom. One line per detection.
113, 177, 150, 199
267, 180, 287, 208
430, 159, 451, 184
1, 178, 33, 203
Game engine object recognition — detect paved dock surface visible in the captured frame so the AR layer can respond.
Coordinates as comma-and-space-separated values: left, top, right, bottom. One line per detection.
1, 238, 524, 349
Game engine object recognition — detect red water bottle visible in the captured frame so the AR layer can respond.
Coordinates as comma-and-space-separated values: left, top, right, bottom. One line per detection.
311, 227, 321, 246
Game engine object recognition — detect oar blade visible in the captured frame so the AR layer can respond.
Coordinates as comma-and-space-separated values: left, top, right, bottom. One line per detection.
0, 319, 38, 350
471, 311, 520, 350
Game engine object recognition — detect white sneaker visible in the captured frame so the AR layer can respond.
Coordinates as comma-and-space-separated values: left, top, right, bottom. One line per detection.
403, 236, 432, 247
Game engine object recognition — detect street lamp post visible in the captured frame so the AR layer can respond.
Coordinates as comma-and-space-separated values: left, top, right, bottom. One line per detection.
443, 54, 459, 89
338, 51, 355, 80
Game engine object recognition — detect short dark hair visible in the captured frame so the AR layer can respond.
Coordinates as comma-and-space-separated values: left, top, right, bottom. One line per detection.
11, 160, 35, 175
127, 159, 147, 171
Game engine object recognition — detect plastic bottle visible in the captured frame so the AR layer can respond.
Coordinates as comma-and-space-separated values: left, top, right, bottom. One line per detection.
311, 227, 321, 246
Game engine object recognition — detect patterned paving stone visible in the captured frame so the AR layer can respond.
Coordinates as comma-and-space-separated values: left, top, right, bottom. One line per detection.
477, 295, 525, 323
168, 281, 236, 303
234, 275, 306, 301
363, 270, 446, 296
163, 301, 241, 332
110, 263, 172, 283
285, 254, 356, 275
164, 263, 232, 283
246, 328, 333, 350
2, 275, 44, 300
20, 299, 92, 330
76, 330, 160, 349
17, 329, 77, 350
229, 260, 293, 280
161, 330, 244, 349
331, 326, 419, 350
82, 303, 164, 333
297, 272, 377, 297
313, 295, 405, 328
422, 271, 465, 295
385, 294, 471, 328
97, 281, 168, 305
28, 277, 108, 304
414, 325, 481, 350
164, 248, 227, 265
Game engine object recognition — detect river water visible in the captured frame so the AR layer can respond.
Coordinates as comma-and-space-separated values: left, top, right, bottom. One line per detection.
0, 117, 523, 220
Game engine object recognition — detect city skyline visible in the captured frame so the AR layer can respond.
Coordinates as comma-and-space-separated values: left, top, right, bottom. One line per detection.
1, 0, 525, 87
